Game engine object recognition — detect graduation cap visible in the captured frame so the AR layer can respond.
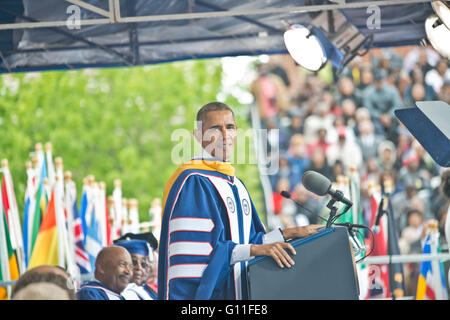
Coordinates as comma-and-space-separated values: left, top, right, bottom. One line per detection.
113, 232, 158, 251
115, 239, 150, 257
395, 101, 450, 167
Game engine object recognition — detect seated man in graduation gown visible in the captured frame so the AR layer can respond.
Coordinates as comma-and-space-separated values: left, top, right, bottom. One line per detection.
77, 246, 132, 300
116, 239, 158, 300
158, 102, 322, 300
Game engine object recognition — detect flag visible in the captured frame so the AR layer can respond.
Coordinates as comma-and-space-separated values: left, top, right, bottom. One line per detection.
104, 195, 112, 246
84, 205, 103, 272
28, 189, 59, 268
22, 162, 35, 267
0, 192, 19, 300
29, 151, 49, 260
72, 184, 91, 275
1, 162, 26, 274
366, 185, 390, 299
79, 183, 90, 244
94, 183, 107, 246
416, 231, 448, 300
334, 176, 351, 223
53, 160, 73, 270
386, 193, 406, 299
348, 169, 369, 300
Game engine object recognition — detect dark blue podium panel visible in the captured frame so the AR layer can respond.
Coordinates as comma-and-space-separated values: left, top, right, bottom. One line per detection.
247, 227, 359, 300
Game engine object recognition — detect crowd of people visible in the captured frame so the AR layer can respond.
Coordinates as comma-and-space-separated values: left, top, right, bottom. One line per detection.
250, 48, 450, 296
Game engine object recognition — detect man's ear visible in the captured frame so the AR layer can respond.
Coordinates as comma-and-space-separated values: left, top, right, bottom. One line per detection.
95, 263, 105, 277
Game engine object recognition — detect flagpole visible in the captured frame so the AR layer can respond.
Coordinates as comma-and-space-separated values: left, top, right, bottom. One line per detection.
427, 220, 447, 300
113, 179, 122, 238
107, 196, 116, 241
55, 157, 76, 276
349, 166, 360, 226
54, 158, 65, 268
45, 142, 56, 188
128, 198, 140, 234
384, 178, 405, 299
64, 170, 78, 278
99, 181, 111, 246
121, 198, 129, 235
149, 197, 162, 240
23, 160, 34, 269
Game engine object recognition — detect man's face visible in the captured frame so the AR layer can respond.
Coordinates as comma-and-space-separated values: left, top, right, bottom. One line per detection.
130, 253, 148, 286
195, 110, 237, 161
99, 248, 133, 293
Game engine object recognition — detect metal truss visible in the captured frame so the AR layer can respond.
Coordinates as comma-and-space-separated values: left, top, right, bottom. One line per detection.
0, 0, 436, 31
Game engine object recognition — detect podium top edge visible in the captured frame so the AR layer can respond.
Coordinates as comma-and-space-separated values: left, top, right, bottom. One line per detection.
248, 227, 335, 266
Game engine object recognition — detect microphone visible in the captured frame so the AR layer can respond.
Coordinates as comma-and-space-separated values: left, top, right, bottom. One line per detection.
372, 197, 385, 234
280, 191, 328, 223
302, 171, 353, 208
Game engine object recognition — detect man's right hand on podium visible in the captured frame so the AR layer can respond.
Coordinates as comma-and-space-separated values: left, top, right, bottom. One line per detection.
250, 242, 296, 269
249, 224, 323, 268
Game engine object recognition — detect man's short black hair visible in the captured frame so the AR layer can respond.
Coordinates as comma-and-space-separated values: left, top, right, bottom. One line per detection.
196, 102, 235, 124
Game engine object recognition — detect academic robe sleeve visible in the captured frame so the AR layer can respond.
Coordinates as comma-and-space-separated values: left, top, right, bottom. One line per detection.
77, 287, 109, 300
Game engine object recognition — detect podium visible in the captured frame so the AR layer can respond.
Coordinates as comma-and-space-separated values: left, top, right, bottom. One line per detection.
247, 226, 359, 300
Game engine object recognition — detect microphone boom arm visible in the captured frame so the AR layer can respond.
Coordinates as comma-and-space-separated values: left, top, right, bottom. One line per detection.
325, 198, 339, 228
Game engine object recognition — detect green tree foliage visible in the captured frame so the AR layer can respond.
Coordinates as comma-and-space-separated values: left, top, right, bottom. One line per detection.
0, 59, 265, 226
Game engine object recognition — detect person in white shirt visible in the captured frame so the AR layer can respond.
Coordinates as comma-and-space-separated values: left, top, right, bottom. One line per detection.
425, 59, 450, 94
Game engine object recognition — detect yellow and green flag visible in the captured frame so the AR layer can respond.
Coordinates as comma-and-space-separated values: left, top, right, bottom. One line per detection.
29, 189, 59, 268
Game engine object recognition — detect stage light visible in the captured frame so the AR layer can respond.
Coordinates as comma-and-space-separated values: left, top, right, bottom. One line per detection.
431, 1, 450, 30
425, 14, 450, 59
284, 10, 371, 73
283, 25, 328, 72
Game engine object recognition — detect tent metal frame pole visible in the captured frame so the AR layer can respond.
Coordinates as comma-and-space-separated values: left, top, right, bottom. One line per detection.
0, 0, 434, 31
0, 6, 133, 66
195, 0, 283, 33
65, 0, 111, 18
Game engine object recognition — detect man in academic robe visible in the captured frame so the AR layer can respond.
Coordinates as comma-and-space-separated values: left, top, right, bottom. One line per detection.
77, 246, 132, 300
158, 102, 322, 300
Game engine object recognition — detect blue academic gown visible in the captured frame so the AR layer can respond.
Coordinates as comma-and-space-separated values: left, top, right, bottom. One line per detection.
158, 160, 266, 300
77, 280, 124, 300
